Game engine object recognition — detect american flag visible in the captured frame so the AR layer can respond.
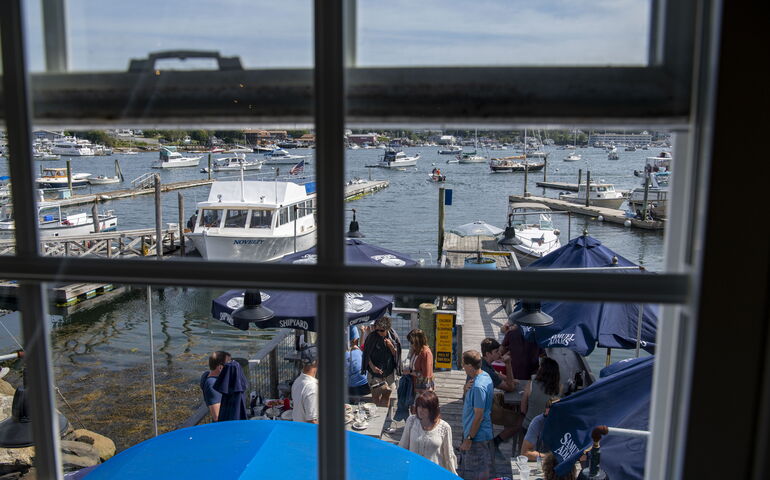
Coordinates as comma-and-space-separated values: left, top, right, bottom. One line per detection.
289, 160, 305, 175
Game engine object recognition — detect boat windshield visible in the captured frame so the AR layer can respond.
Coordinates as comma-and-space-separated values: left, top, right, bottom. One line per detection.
249, 209, 273, 228
511, 208, 553, 229
200, 209, 223, 228
38, 206, 61, 224
224, 209, 249, 228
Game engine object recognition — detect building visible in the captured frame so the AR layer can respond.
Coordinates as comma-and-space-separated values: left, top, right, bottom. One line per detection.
32, 130, 65, 142
346, 133, 379, 145
438, 135, 456, 145
587, 132, 653, 146
298, 133, 316, 145
243, 129, 289, 144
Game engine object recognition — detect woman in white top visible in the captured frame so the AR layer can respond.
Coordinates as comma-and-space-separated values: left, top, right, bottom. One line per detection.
398, 391, 457, 474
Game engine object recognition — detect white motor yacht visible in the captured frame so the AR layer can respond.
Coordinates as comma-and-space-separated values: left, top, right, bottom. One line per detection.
559, 182, 625, 209
563, 153, 582, 162
500, 202, 562, 266
437, 145, 462, 155
368, 148, 419, 168
153, 146, 202, 168
628, 171, 670, 219
201, 154, 264, 173
0, 202, 117, 238
263, 149, 308, 164
646, 151, 672, 170
458, 151, 486, 164
51, 139, 94, 156
186, 179, 317, 262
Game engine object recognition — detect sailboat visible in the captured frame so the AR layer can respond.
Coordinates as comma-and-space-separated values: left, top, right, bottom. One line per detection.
458, 128, 486, 163
563, 129, 582, 162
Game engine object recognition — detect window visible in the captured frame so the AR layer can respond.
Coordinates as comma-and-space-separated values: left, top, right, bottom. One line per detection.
1, 0, 753, 479
200, 209, 223, 228
224, 209, 248, 228
279, 208, 289, 226
249, 210, 273, 228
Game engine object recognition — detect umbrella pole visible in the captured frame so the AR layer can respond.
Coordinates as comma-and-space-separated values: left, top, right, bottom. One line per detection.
635, 304, 644, 357
605, 347, 612, 368
147, 286, 159, 437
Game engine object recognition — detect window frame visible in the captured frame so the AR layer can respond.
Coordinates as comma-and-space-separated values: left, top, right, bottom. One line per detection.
0, 1, 731, 480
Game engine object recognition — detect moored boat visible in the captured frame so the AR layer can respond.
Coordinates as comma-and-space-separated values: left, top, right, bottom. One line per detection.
563, 152, 582, 162
263, 149, 308, 164
0, 202, 117, 238
153, 147, 202, 168
559, 181, 625, 209
186, 179, 317, 262
500, 201, 562, 266
489, 156, 544, 173
367, 148, 419, 168
35, 167, 91, 189
201, 154, 263, 173
437, 145, 462, 155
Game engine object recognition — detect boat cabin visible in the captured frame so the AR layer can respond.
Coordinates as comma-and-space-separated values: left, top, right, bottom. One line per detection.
578, 183, 618, 198
40, 167, 68, 178
508, 202, 555, 230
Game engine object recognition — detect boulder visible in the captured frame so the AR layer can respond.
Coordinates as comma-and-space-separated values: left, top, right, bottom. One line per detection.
61, 453, 99, 472
71, 429, 115, 461
59, 441, 100, 461
0, 447, 34, 476
0, 395, 13, 422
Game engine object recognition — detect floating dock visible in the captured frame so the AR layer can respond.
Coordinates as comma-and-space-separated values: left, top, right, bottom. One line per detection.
344, 180, 389, 200
0, 281, 129, 316
508, 194, 664, 230
535, 181, 579, 191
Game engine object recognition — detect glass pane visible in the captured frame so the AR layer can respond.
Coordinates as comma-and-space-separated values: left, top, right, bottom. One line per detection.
345, 127, 673, 272
26, 1, 313, 72
0, 127, 12, 255
358, 0, 652, 67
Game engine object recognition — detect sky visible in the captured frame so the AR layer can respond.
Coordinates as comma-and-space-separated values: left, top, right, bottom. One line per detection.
23, 0, 650, 72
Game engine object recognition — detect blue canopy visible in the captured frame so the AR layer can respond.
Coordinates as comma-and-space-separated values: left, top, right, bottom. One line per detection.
522, 235, 658, 356
82, 420, 458, 479
281, 238, 418, 267
212, 290, 393, 332
543, 356, 653, 479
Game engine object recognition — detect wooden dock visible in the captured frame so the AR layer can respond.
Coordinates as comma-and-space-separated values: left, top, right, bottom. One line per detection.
508, 194, 664, 230
48, 179, 388, 207
535, 181, 579, 191
0, 281, 130, 316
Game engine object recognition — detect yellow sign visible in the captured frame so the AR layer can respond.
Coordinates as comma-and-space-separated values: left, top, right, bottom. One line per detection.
435, 313, 454, 369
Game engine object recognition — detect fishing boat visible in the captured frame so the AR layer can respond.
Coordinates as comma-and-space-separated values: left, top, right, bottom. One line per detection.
625, 145, 637, 151
489, 156, 544, 173
627, 171, 670, 219
427, 168, 446, 182
559, 181, 625, 209
88, 159, 124, 185
35, 167, 92, 189
201, 154, 263, 173
153, 146, 202, 168
437, 145, 462, 155
367, 148, 419, 168
457, 151, 486, 164
501, 202, 562, 266
0, 202, 117, 238
186, 178, 317, 262
645, 151, 672, 170
608, 150, 619, 160
263, 149, 308, 164
563, 152, 582, 162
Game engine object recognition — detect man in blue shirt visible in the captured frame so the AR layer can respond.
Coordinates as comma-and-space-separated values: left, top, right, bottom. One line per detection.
459, 350, 495, 480
199, 351, 230, 422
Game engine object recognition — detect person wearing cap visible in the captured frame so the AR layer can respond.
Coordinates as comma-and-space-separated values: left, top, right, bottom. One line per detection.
291, 346, 319, 424
200, 351, 231, 422
361, 315, 402, 408
346, 327, 370, 401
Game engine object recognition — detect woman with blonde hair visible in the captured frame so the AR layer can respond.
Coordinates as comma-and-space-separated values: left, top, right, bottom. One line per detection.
404, 328, 434, 395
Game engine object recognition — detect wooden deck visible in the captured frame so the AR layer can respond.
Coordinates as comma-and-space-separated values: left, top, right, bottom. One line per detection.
383, 291, 515, 477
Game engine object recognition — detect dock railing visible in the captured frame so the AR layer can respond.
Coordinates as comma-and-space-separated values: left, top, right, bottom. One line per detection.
177, 329, 300, 429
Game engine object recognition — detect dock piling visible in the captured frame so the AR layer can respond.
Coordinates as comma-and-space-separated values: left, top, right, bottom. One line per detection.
642, 171, 651, 220
154, 175, 162, 259
585, 170, 591, 207
178, 192, 185, 256
438, 187, 446, 261
523, 163, 529, 196
91, 202, 100, 233
578, 169, 582, 189
543, 157, 548, 182
67, 159, 73, 194
207, 154, 212, 180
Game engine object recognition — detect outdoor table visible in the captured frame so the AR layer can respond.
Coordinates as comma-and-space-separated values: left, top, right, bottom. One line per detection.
344, 405, 388, 439
510, 459, 544, 480
503, 379, 531, 407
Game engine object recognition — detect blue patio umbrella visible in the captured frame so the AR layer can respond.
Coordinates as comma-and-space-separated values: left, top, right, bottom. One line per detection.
213, 290, 393, 332
519, 235, 658, 356
81, 420, 458, 479
281, 238, 418, 267
543, 356, 653, 480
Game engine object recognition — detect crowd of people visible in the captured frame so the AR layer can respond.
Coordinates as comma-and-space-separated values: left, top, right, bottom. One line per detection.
199, 313, 579, 480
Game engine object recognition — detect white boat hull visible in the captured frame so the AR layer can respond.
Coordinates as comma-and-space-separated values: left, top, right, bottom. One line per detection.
153, 157, 201, 168
0, 215, 117, 238
187, 228, 316, 262
458, 156, 486, 164
88, 176, 121, 185
263, 157, 308, 165
561, 195, 625, 209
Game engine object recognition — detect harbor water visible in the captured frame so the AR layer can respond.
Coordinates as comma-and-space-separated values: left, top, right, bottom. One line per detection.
0, 145, 663, 450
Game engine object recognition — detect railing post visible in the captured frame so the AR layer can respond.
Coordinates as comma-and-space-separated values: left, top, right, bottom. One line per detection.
106, 239, 112, 258
269, 348, 279, 399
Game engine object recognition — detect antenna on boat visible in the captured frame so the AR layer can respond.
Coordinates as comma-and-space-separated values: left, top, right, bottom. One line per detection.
240, 165, 245, 202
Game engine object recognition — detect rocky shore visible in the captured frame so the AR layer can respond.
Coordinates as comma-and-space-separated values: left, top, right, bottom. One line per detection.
0, 379, 116, 479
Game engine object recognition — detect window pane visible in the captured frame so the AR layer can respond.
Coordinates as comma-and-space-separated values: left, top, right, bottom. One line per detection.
224, 209, 248, 228
358, 0, 652, 67
26, 1, 313, 72
345, 128, 674, 272
0, 129, 12, 255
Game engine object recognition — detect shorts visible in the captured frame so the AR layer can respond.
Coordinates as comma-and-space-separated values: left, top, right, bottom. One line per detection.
458, 440, 493, 480
367, 372, 396, 395
491, 391, 522, 427
348, 383, 371, 397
